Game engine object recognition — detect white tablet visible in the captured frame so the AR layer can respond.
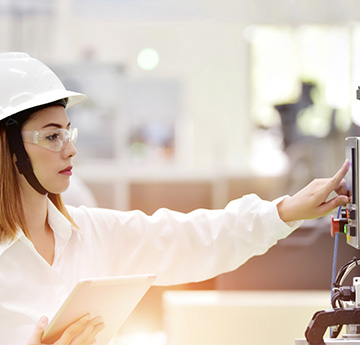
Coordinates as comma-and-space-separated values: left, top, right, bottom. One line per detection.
42, 273, 156, 345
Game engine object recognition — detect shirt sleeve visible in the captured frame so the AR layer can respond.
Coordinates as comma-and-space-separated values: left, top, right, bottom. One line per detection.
67, 194, 302, 286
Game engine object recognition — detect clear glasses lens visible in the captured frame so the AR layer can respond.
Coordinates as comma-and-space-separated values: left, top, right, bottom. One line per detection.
22, 128, 78, 152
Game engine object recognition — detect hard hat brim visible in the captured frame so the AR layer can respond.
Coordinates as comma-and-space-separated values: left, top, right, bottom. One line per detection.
0, 90, 87, 121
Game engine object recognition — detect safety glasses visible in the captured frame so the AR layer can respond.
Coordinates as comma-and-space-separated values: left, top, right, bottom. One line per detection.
22, 127, 78, 152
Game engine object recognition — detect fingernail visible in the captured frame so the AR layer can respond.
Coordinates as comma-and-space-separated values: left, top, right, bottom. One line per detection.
40, 316, 48, 326
81, 314, 91, 322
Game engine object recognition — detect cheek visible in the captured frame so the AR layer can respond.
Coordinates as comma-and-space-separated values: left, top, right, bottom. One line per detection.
26, 148, 68, 193
24, 145, 57, 175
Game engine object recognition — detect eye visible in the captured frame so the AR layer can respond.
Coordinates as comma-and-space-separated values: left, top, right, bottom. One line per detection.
44, 131, 61, 142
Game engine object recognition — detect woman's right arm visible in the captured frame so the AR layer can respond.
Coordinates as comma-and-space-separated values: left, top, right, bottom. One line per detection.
27, 315, 105, 345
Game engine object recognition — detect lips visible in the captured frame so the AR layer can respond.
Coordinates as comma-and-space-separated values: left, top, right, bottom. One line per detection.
59, 166, 73, 175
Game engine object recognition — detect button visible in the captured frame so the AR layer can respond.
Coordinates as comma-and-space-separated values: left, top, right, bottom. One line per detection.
350, 210, 356, 220
350, 226, 357, 237
331, 216, 348, 236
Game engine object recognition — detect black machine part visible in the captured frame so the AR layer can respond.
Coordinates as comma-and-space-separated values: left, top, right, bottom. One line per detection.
305, 308, 360, 345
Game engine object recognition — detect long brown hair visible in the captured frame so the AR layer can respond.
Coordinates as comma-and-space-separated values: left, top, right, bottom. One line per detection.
0, 125, 77, 243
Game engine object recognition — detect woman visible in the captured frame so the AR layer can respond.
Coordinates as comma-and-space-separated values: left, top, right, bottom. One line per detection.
0, 52, 350, 345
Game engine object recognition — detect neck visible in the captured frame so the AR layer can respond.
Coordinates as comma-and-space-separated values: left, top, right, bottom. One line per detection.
23, 193, 48, 237
20, 184, 55, 265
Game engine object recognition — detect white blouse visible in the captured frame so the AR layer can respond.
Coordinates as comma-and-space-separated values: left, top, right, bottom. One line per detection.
0, 194, 301, 344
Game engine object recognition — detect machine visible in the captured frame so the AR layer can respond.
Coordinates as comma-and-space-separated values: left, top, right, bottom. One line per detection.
295, 88, 360, 345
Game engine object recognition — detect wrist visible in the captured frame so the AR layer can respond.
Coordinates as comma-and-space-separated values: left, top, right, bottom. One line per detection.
277, 196, 291, 223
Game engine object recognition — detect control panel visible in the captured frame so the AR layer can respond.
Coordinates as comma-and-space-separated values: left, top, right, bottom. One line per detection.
345, 137, 360, 248
331, 137, 360, 249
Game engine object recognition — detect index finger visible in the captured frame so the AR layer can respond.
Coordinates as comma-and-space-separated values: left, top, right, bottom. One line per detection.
324, 159, 350, 194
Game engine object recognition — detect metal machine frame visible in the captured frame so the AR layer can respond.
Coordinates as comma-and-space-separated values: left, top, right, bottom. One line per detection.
296, 88, 360, 345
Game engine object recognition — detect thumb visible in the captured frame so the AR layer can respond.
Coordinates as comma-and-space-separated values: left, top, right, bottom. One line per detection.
27, 316, 48, 345
319, 195, 350, 215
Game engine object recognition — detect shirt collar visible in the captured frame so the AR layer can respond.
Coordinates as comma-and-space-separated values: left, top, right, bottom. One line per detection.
47, 198, 75, 242
0, 198, 79, 257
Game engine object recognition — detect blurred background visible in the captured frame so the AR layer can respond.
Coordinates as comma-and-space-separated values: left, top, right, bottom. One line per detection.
4, 0, 360, 344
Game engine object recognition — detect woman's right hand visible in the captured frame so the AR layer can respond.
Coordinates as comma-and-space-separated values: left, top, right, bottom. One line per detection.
27, 314, 105, 345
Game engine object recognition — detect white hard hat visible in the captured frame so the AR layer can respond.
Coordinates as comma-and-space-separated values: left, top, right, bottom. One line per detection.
0, 52, 86, 121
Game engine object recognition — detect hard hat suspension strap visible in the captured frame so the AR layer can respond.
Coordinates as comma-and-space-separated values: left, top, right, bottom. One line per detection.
5, 118, 48, 195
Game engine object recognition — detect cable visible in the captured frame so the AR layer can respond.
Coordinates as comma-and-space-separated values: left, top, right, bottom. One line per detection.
331, 290, 341, 309
331, 207, 342, 293
330, 206, 342, 338
332, 232, 340, 289
333, 257, 360, 288
330, 256, 360, 338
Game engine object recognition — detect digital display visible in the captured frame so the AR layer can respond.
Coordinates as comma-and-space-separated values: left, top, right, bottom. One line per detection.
345, 137, 360, 249
345, 147, 356, 205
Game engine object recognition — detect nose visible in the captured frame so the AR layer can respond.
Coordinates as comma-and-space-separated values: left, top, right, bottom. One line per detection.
63, 138, 77, 158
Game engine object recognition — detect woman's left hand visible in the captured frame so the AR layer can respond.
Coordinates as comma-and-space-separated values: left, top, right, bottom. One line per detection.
277, 160, 350, 223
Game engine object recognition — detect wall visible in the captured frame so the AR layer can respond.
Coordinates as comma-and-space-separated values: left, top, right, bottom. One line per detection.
1, 0, 360, 172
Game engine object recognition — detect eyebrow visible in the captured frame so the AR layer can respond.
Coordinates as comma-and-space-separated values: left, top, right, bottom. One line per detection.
41, 122, 71, 129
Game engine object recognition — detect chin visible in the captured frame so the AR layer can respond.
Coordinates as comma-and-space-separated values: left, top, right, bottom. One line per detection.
46, 182, 70, 195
